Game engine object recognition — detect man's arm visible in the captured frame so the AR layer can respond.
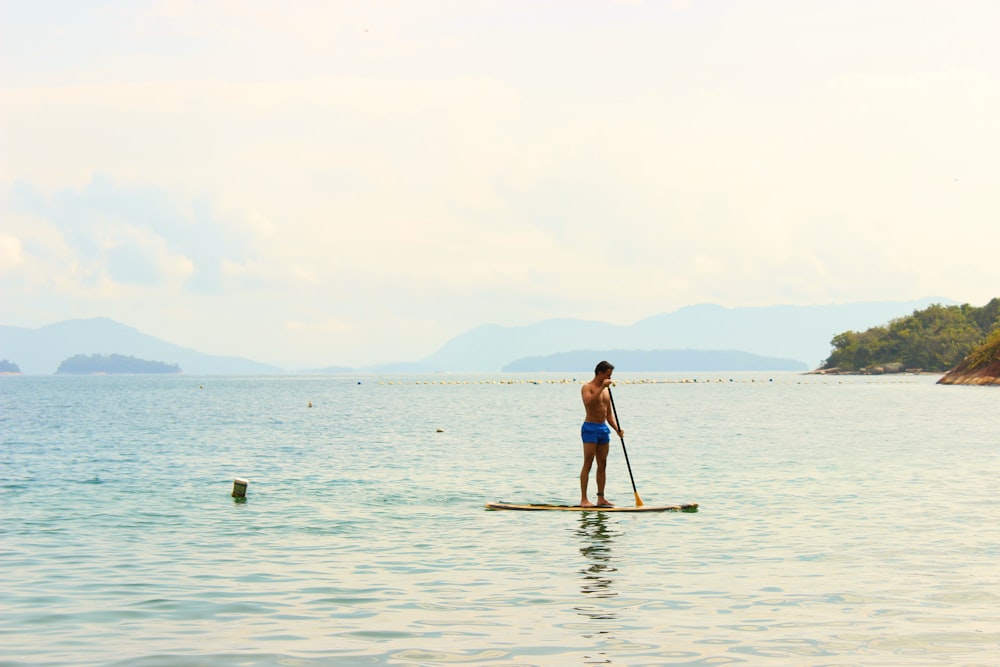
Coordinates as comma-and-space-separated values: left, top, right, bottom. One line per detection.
581, 383, 602, 406
606, 394, 622, 435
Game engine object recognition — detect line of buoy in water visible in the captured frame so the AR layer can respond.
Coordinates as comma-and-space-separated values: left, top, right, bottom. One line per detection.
367, 377, 923, 386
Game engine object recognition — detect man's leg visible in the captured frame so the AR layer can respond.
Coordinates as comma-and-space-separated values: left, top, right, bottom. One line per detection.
580, 442, 597, 506
595, 444, 613, 506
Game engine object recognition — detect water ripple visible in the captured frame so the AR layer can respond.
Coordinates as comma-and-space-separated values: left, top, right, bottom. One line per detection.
3, 374, 999, 665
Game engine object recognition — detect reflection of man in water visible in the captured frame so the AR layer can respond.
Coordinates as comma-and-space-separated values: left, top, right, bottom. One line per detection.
578, 514, 616, 595
580, 361, 623, 507
576, 512, 618, 624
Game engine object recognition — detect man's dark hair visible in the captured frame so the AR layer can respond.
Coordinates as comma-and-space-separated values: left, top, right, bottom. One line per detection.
595, 360, 614, 375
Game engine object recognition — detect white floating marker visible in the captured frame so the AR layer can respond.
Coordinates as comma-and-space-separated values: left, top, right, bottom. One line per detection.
232, 478, 248, 498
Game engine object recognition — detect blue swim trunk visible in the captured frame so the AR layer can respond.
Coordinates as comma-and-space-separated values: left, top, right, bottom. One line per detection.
581, 421, 611, 445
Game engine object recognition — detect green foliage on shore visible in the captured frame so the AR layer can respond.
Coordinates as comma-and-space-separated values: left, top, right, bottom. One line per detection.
958, 327, 1000, 372
822, 298, 1000, 372
56, 354, 181, 375
0, 359, 21, 373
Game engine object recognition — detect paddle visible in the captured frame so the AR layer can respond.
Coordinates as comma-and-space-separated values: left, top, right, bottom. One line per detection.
608, 387, 643, 507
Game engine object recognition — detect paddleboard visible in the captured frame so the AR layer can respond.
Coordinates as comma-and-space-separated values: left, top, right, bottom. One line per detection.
485, 502, 698, 513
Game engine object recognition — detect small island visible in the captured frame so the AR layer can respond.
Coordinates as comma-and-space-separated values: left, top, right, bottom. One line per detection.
56, 353, 182, 375
0, 359, 22, 375
938, 329, 1000, 386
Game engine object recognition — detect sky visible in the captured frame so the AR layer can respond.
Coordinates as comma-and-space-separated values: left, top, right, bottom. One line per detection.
1, 0, 998, 369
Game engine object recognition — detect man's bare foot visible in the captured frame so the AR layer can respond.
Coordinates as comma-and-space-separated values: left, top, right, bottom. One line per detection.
597, 497, 615, 507
579, 499, 595, 507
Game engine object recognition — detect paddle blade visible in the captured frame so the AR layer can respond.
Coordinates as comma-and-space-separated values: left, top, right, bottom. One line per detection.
634, 492, 644, 507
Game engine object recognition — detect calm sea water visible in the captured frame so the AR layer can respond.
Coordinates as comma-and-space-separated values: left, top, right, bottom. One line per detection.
1, 373, 998, 666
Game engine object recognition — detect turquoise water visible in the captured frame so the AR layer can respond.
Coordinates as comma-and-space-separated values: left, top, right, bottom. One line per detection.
1, 373, 998, 666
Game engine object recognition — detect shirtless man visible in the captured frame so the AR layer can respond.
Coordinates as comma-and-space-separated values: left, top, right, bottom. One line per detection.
579, 360, 623, 507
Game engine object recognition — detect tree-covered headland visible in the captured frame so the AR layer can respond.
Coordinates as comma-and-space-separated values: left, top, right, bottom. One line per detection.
56, 354, 181, 375
821, 298, 1000, 373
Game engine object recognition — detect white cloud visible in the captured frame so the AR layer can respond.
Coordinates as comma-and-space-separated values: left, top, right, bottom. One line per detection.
0, 234, 23, 274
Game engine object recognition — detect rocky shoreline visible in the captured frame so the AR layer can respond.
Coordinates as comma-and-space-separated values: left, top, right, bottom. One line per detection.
937, 332, 1000, 386
808, 363, 928, 376
938, 358, 1000, 386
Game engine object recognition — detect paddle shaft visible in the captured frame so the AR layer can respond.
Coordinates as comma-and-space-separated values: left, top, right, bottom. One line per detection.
608, 387, 643, 507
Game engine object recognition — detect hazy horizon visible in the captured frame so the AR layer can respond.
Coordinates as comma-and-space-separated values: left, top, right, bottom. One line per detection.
1, 296, 961, 372
3, 1, 998, 368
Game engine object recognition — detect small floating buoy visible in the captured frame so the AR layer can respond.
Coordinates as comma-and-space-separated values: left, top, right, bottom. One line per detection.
436, 428, 444, 433
232, 478, 248, 498
308, 401, 313, 408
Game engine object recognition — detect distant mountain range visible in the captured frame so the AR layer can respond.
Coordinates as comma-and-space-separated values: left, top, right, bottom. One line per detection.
0, 318, 283, 375
0, 297, 952, 374
365, 297, 952, 372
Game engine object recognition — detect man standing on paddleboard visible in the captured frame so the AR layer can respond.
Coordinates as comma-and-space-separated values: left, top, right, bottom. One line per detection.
580, 360, 623, 507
